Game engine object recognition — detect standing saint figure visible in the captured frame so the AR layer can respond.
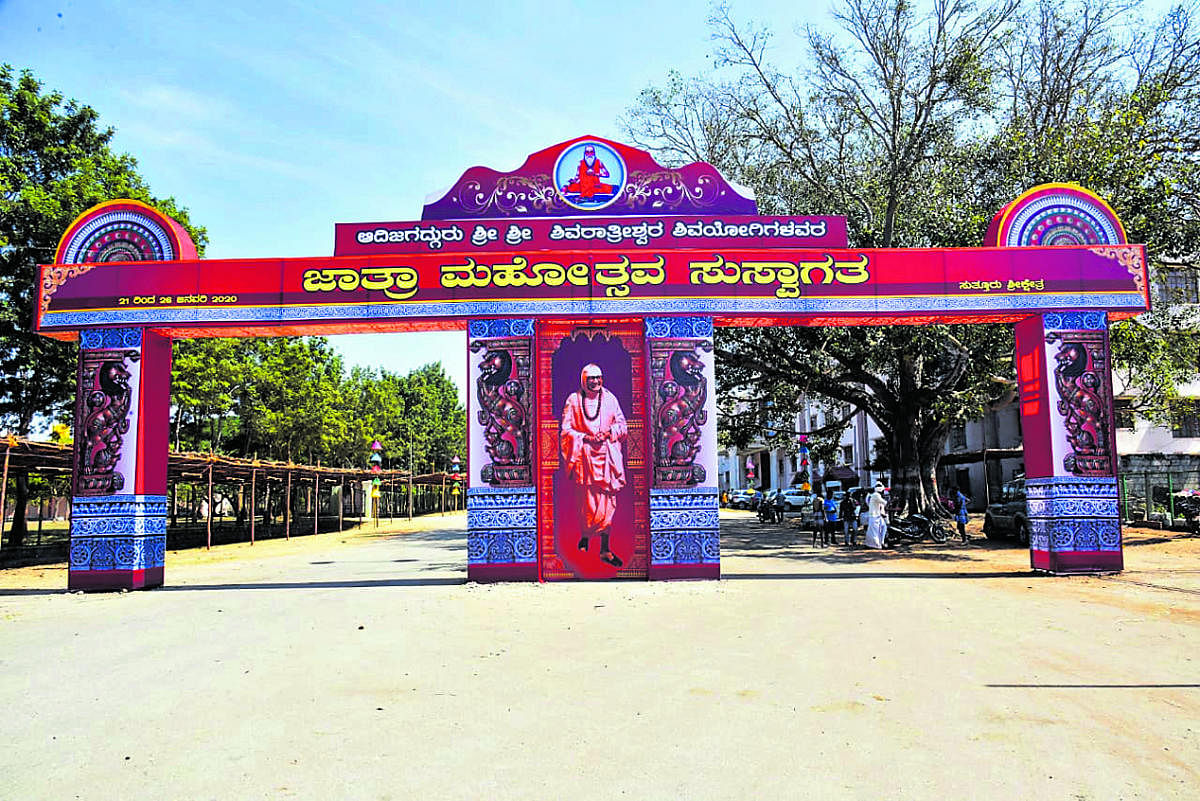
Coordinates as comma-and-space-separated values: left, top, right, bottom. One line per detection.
560, 363, 627, 567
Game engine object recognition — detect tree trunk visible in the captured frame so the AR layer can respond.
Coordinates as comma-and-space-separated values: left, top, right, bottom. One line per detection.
884, 412, 951, 517
8, 472, 29, 548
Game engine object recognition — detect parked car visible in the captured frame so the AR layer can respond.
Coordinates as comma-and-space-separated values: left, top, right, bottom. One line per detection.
983, 477, 1029, 544
729, 488, 761, 510
780, 488, 814, 511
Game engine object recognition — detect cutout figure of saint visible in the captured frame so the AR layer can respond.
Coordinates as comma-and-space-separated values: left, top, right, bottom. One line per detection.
560, 363, 627, 567
564, 145, 614, 200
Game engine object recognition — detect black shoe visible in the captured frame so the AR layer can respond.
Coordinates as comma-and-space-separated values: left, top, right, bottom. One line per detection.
600, 551, 623, 568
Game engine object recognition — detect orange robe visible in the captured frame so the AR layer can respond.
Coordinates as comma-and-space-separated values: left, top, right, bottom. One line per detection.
566, 159, 614, 199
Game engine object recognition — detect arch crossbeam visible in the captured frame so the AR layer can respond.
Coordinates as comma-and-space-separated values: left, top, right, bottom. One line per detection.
37, 244, 1147, 339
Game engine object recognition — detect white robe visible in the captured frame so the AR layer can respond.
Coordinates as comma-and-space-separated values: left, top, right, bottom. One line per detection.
864, 490, 888, 549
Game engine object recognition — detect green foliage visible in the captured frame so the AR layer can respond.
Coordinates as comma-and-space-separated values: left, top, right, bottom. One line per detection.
0, 65, 465, 478
0, 65, 207, 434
625, 0, 1200, 512
170, 337, 464, 474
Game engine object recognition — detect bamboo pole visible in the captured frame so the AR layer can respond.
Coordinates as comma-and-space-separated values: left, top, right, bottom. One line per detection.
206, 463, 214, 550
285, 471, 293, 540
0, 438, 11, 551
250, 468, 257, 545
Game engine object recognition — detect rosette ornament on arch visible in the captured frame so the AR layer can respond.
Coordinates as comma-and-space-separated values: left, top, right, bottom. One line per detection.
53, 199, 197, 265
985, 184, 1126, 248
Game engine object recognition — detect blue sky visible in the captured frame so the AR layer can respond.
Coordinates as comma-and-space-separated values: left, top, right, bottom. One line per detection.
1, 0, 1179, 402
1, 0, 808, 401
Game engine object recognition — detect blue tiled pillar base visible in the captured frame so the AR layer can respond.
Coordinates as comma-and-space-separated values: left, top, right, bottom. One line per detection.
467, 487, 538, 581
1027, 477, 1122, 573
69, 495, 167, 590
649, 488, 720, 579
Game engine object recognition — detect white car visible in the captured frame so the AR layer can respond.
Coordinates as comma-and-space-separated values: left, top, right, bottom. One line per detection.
780, 488, 814, 511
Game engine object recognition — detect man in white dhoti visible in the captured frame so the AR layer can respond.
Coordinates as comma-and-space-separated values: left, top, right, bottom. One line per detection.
864, 483, 889, 549
560, 363, 628, 567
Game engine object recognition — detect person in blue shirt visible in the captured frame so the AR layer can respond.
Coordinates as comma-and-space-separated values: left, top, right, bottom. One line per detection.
811, 493, 827, 547
823, 488, 841, 546
955, 487, 970, 544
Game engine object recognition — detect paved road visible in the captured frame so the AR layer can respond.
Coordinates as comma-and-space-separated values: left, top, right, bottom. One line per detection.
1, 512, 1197, 800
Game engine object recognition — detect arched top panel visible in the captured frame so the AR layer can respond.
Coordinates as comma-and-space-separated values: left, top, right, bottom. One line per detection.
54, 199, 198, 265
420, 134, 757, 220
986, 184, 1127, 248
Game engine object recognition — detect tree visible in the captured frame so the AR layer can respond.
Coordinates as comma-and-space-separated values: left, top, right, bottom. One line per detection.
986, 0, 1200, 419
171, 338, 244, 452
168, 335, 467, 482
0, 65, 205, 545
627, 0, 1022, 514
625, 0, 1200, 514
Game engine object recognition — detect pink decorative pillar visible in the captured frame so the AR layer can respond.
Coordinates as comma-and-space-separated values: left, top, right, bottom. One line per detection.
69, 328, 172, 591
466, 318, 538, 582
1015, 312, 1122, 573
646, 317, 720, 579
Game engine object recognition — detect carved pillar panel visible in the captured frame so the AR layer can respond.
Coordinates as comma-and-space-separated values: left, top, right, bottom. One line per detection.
646, 317, 720, 580
466, 318, 538, 582
69, 327, 172, 591
1015, 312, 1123, 574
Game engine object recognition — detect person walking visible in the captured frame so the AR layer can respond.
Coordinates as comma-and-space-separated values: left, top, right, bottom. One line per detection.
955, 487, 970, 544
864, 483, 888, 549
773, 489, 786, 524
840, 491, 859, 547
823, 488, 841, 546
811, 491, 828, 547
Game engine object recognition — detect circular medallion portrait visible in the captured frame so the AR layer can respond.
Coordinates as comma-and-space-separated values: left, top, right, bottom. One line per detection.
553, 140, 627, 211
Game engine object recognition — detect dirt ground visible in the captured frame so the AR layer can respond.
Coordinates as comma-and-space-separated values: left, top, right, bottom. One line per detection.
1, 511, 1197, 800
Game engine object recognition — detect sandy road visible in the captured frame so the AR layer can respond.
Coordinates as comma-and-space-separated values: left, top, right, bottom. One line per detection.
1, 511, 1197, 800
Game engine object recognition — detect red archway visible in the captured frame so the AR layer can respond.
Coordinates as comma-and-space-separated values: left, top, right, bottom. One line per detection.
37, 136, 1145, 589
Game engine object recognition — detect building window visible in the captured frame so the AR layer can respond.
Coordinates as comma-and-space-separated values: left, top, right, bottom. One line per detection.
842, 444, 854, 465
1160, 269, 1200, 305
1114, 398, 1135, 430
1171, 401, 1200, 438
950, 424, 967, 450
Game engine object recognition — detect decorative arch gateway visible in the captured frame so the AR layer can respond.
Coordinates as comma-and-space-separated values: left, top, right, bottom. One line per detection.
37, 136, 1148, 590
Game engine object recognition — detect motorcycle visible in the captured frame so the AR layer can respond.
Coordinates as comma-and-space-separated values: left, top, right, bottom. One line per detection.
757, 500, 782, 524
885, 512, 948, 544
1176, 493, 1200, 534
